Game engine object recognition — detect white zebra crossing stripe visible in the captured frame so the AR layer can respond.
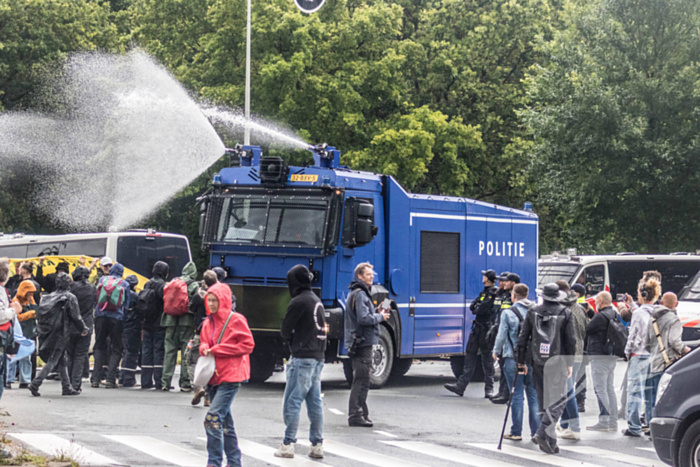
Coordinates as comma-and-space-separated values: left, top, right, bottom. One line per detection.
469, 443, 607, 467
559, 445, 663, 467
9, 433, 120, 466
105, 435, 204, 466
637, 447, 657, 453
382, 441, 521, 467
197, 437, 333, 466
298, 439, 427, 467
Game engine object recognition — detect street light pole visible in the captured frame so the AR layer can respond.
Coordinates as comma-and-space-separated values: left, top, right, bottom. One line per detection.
244, 0, 251, 145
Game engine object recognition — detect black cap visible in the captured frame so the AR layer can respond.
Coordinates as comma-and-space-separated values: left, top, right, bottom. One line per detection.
56, 261, 70, 273
506, 273, 521, 284
499, 271, 510, 281
572, 283, 586, 296
481, 269, 497, 282
542, 283, 567, 302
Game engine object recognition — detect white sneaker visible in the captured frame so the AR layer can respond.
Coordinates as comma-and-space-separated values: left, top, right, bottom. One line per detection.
555, 424, 565, 434
274, 443, 294, 458
309, 443, 324, 459
560, 428, 581, 440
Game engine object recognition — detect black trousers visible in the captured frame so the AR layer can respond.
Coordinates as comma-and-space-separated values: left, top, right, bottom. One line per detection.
92, 317, 124, 384
532, 362, 569, 445
457, 324, 494, 394
141, 327, 165, 389
65, 333, 91, 391
348, 346, 372, 421
33, 346, 71, 391
120, 325, 141, 387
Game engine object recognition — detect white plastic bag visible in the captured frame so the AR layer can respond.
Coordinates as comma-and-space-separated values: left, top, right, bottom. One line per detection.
193, 354, 216, 388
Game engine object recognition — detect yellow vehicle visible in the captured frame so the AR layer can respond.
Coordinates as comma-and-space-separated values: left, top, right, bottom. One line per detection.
0, 230, 193, 290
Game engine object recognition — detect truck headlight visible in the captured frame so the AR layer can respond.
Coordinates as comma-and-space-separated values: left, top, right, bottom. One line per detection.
656, 373, 672, 404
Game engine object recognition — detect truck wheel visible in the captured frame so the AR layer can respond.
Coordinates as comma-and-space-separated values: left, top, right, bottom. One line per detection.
450, 356, 465, 378
390, 358, 412, 378
249, 351, 275, 383
679, 419, 700, 467
370, 326, 394, 389
342, 359, 353, 386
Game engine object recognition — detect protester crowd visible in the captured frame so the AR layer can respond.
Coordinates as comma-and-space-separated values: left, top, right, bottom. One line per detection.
0, 253, 694, 465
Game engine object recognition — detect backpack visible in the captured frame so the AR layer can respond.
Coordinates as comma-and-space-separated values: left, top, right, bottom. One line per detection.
531, 305, 568, 367
137, 286, 159, 324
163, 278, 192, 317
604, 309, 629, 358
96, 276, 126, 312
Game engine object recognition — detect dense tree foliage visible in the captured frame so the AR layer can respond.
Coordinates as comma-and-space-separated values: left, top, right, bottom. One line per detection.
522, 0, 700, 254
3, 0, 700, 259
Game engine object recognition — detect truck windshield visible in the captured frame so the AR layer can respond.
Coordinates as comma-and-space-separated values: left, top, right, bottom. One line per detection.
537, 263, 580, 288
214, 195, 330, 247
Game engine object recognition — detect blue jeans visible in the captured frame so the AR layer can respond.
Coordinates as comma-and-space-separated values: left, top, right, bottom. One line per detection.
645, 372, 662, 424
7, 356, 32, 384
205, 382, 241, 467
560, 361, 582, 431
503, 358, 540, 437
626, 355, 649, 435
283, 358, 324, 445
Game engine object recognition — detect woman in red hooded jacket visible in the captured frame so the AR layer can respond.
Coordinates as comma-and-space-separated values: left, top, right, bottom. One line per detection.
200, 282, 254, 467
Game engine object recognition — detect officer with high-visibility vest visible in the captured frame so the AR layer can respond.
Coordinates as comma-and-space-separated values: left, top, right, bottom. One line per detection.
571, 283, 592, 413
445, 269, 498, 397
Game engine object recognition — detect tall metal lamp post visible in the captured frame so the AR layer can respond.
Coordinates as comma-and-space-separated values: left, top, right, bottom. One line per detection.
242, 0, 326, 145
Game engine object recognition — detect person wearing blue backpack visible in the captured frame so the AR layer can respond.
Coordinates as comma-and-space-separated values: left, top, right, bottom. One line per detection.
91, 263, 130, 389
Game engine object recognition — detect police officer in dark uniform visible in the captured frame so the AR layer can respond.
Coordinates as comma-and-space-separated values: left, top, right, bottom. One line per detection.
445, 269, 498, 397
489, 272, 520, 404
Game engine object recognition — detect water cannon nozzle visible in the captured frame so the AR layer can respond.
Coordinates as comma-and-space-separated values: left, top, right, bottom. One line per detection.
312, 143, 332, 160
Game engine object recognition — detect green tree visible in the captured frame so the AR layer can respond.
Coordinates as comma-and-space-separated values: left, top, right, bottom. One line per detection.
522, 0, 700, 254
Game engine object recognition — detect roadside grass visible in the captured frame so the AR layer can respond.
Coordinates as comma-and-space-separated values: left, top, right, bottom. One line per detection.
0, 436, 81, 467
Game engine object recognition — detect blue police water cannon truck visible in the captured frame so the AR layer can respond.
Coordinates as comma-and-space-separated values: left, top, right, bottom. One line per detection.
197, 143, 539, 386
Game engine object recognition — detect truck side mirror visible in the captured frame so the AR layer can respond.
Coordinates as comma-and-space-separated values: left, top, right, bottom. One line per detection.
199, 201, 208, 238
342, 198, 378, 247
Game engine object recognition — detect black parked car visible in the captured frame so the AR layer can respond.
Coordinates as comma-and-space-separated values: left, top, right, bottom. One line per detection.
652, 346, 700, 467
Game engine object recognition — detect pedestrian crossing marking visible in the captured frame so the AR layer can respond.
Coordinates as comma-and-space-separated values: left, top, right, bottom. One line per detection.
9, 433, 120, 466
559, 445, 663, 467
197, 437, 333, 466
105, 435, 204, 466
374, 431, 398, 438
469, 443, 607, 467
329, 408, 343, 415
382, 441, 520, 467
637, 447, 657, 453
298, 439, 427, 467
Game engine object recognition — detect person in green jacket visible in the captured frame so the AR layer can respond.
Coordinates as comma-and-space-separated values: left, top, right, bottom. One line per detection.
161, 262, 199, 392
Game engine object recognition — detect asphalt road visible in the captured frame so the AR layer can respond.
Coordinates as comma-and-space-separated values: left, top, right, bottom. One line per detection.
1, 360, 666, 467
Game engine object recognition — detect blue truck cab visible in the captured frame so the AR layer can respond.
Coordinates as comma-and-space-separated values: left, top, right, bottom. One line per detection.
198, 144, 539, 386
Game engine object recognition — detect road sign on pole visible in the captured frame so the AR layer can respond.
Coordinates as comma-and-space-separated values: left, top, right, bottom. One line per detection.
294, 0, 326, 14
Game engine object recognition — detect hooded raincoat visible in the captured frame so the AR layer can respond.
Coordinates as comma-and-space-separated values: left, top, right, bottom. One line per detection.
199, 283, 255, 385
36, 273, 87, 361
70, 266, 96, 335
142, 261, 169, 332
14, 281, 38, 339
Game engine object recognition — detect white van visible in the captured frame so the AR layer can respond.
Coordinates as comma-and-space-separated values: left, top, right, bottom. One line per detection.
675, 272, 700, 342
538, 252, 700, 299
0, 230, 193, 280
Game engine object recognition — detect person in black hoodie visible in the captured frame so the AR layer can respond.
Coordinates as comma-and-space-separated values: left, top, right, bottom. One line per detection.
35, 258, 70, 294
274, 265, 327, 460
516, 283, 576, 454
119, 275, 141, 387
140, 261, 169, 390
65, 266, 96, 392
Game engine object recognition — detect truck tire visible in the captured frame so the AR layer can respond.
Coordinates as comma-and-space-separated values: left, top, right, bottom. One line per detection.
678, 419, 700, 467
342, 359, 353, 386
370, 326, 394, 389
249, 351, 275, 383
390, 358, 412, 378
